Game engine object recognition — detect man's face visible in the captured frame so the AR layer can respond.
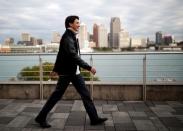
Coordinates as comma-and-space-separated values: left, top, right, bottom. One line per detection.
69, 19, 80, 32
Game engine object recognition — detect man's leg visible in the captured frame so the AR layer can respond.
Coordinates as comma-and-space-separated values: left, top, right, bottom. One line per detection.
36, 76, 70, 122
71, 74, 102, 123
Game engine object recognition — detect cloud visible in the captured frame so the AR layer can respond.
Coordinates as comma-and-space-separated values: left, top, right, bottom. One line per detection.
0, 0, 183, 43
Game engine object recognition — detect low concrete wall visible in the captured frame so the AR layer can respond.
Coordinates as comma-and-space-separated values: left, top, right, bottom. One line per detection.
0, 81, 182, 100
0, 82, 40, 99
147, 85, 183, 101
43, 83, 142, 100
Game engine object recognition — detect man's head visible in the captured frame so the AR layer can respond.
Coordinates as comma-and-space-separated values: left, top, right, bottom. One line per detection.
65, 15, 80, 32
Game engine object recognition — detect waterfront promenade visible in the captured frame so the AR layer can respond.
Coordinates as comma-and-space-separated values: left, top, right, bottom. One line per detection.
0, 99, 183, 131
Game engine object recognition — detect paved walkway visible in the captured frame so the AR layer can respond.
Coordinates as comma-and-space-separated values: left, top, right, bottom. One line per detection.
0, 99, 183, 131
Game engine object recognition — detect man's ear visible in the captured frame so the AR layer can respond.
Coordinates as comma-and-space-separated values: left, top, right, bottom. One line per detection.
69, 23, 72, 27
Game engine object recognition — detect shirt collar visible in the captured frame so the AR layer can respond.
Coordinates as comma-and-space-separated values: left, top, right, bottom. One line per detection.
67, 28, 78, 35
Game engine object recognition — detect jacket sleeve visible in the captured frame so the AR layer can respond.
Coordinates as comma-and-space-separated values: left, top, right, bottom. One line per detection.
64, 37, 92, 71
52, 52, 60, 73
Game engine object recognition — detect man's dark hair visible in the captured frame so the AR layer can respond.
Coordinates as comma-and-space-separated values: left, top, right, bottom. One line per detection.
65, 15, 79, 28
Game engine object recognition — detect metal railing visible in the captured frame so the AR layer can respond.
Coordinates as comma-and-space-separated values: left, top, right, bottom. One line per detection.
0, 52, 183, 101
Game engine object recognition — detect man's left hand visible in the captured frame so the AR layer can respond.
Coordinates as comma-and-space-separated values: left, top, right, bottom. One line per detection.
90, 67, 96, 75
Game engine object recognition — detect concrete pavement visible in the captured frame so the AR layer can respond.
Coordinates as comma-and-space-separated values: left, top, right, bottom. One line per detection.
0, 99, 183, 131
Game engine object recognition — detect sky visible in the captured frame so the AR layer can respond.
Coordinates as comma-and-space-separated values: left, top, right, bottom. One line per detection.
0, 0, 183, 44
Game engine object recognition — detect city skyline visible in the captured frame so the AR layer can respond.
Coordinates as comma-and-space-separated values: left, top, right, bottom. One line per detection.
0, 0, 183, 43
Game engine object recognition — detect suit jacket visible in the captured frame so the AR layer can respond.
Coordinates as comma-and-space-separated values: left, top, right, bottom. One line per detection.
53, 29, 91, 75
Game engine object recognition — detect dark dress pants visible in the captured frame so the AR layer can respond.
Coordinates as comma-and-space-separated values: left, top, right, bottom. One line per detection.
36, 74, 99, 121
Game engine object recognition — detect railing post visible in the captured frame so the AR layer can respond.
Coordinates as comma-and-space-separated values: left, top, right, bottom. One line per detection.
143, 54, 147, 101
39, 55, 43, 100
90, 54, 94, 100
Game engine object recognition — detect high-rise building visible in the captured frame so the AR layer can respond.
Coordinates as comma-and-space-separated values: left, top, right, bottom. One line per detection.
98, 24, 108, 47
52, 32, 61, 43
37, 39, 43, 45
156, 31, 163, 45
21, 33, 31, 41
163, 35, 173, 45
131, 38, 143, 47
78, 22, 88, 49
89, 34, 93, 42
110, 17, 121, 48
118, 29, 130, 48
141, 38, 147, 47
93, 23, 99, 47
30, 37, 37, 46
4, 37, 14, 46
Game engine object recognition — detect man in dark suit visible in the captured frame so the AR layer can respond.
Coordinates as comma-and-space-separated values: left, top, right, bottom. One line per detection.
35, 15, 107, 128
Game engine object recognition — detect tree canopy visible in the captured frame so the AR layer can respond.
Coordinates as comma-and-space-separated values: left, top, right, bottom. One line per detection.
17, 62, 99, 81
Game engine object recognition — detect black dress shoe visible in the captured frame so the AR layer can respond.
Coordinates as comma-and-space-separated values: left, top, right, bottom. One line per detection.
90, 117, 108, 125
35, 117, 51, 128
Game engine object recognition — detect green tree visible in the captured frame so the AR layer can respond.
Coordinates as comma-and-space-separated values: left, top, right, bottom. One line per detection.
17, 62, 99, 81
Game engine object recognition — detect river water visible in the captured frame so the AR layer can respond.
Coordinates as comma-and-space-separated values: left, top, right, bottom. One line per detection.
0, 52, 183, 83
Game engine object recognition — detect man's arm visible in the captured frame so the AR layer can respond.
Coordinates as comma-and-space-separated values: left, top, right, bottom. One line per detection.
64, 37, 92, 71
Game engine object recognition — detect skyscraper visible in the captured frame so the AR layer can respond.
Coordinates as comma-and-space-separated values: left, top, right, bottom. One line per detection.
21, 33, 31, 41
98, 24, 108, 47
4, 37, 14, 46
78, 22, 88, 49
163, 35, 173, 45
118, 29, 130, 48
52, 32, 61, 43
156, 31, 163, 45
93, 23, 99, 47
37, 39, 43, 45
110, 17, 121, 48
20, 33, 33, 46
30, 37, 37, 46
